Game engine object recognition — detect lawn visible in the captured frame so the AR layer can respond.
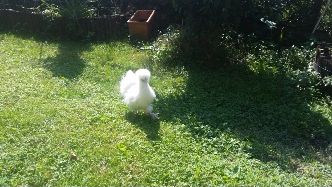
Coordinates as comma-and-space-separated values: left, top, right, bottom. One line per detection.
0, 31, 332, 186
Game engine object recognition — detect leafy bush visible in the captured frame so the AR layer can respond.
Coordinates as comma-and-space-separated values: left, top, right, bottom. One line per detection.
37, 0, 100, 40
152, 25, 332, 101
168, 0, 327, 67
39, 0, 95, 18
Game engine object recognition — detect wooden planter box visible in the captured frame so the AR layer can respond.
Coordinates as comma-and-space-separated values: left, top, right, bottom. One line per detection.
127, 10, 155, 41
314, 43, 332, 77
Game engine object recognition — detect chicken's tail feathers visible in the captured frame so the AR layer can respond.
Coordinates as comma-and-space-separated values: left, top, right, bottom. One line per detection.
120, 70, 137, 96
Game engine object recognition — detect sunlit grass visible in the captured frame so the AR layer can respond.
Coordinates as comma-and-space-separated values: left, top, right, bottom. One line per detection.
0, 32, 332, 186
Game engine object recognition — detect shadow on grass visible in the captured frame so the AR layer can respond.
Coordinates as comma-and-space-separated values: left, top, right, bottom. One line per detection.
42, 41, 92, 80
0, 29, 93, 80
125, 112, 161, 141
157, 64, 332, 172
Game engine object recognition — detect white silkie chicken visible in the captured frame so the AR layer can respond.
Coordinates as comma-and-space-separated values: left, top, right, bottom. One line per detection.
120, 69, 159, 119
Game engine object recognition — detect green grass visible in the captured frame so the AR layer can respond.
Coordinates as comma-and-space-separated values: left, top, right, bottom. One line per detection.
0, 32, 332, 186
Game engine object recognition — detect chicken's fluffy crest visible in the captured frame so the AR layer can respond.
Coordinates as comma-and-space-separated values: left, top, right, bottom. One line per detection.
120, 69, 158, 119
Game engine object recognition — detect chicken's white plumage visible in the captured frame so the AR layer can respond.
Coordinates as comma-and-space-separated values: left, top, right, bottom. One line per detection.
120, 69, 158, 119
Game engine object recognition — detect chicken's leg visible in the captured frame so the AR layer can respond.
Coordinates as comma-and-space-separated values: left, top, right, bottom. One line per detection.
145, 105, 159, 120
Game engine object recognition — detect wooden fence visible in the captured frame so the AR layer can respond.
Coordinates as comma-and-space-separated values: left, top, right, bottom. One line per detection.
314, 43, 332, 77
0, 9, 127, 37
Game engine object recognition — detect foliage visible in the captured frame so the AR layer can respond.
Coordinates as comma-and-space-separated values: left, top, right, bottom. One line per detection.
318, 0, 332, 32
322, 76, 332, 86
169, 0, 328, 67
171, 0, 324, 31
39, 0, 94, 18
36, 0, 103, 40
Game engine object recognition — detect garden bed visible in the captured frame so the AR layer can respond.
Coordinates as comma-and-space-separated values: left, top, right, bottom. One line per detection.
0, 9, 126, 38
0, 0, 128, 38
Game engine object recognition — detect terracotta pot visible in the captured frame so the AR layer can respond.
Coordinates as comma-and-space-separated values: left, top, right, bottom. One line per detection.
127, 10, 155, 41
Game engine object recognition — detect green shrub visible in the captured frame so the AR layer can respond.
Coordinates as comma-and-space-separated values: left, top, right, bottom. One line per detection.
40, 0, 94, 18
